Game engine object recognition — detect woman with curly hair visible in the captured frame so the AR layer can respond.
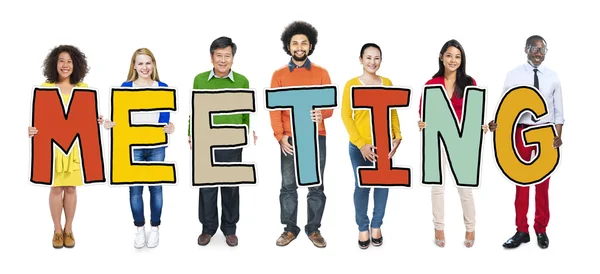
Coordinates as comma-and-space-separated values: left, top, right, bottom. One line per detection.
103, 48, 175, 249
28, 45, 104, 249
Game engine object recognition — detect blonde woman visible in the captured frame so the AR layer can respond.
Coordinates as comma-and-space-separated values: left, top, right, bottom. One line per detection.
341, 43, 402, 249
28, 45, 105, 248
103, 48, 175, 248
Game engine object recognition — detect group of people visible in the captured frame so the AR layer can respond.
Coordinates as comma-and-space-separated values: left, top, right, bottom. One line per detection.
27, 21, 564, 251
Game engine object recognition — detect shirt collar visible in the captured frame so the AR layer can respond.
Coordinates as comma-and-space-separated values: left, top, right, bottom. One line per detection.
208, 69, 235, 82
525, 61, 544, 74
288, 58, 311, 72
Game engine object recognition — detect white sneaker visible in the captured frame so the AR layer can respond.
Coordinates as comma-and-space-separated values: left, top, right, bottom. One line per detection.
134, 226, 146, 249
147, 226, 159, 248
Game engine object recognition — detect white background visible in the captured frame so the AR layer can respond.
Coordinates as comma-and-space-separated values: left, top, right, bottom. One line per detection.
1, 0, 598, 273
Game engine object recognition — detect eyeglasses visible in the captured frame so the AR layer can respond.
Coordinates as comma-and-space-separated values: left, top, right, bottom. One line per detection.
528, 46, 548, 54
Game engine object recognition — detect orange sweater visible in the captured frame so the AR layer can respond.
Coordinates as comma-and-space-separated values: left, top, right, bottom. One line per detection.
269, 62, 333, 142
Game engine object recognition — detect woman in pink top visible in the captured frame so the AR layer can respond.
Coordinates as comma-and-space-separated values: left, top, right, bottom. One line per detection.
417, 39, 488, 248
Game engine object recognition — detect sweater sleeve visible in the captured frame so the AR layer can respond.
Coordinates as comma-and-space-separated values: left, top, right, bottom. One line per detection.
158, 81, 170, 124
269, 72, 285, 142
188, 78, 198, 137
320, 68, 334, 119
387, 79, 402, 140
341, 79, 367, 149
243, 77, 250, 130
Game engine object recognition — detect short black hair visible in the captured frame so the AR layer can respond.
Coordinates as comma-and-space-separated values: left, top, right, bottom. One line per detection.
360, 43, 382, 58
43, 45, 89, 85
526, 35, 546, 47
210, 36, 237, 56
280, 21, 318, 56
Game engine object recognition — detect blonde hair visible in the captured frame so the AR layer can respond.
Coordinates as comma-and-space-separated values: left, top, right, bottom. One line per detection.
126, 48, 160, 82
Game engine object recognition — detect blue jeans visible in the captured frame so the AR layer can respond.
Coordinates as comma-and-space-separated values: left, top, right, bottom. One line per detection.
280, 136, 326, 237
349, 142, 389, 232
130, 147, 165, 227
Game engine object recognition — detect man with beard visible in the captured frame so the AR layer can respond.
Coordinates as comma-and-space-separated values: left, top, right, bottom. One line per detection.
269, 21, 333, 248
488, 35, 564, 249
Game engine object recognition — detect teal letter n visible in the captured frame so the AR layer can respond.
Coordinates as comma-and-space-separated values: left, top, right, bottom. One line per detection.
420, 85, 486, 188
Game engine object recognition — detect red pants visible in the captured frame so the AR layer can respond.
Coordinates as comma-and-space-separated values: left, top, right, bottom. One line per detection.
514, 125, 550, 233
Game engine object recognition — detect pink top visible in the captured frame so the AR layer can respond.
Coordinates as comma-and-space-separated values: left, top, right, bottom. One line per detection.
418, 75, 477, 122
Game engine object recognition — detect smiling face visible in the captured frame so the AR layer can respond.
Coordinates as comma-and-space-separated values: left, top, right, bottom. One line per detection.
360, 46, 381, 74
526, 39, 546, 67
289, 34, 311, 61
440, 46, 462, 74
56, 51, 73, 81
211, 46, 233, 76
134, 54, 154, 80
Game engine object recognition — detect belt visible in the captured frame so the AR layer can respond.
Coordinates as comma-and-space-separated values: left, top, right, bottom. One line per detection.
517, 123, 550, 128
516, 124, 532, 128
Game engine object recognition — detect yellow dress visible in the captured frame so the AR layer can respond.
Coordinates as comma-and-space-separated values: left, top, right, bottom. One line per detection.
40, 82, 88, 187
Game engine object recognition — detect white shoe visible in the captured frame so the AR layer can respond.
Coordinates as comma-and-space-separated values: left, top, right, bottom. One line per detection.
134, 226, 146, 249
147, 226, 159, 248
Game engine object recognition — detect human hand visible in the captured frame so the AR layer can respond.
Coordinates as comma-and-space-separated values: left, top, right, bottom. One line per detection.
360, 144, 377, 162
482, 124, 489, 134
310, 110, 323, 123
553, 136, 562, 148
388, 138, 401, 159
103, 119, 115, 129
28, 126, 37, 137
279, 135, 294, 156
164, 122, 175, 134
418, 120, 426, 131
253, 130, 257, 145
488, 120, 497, 132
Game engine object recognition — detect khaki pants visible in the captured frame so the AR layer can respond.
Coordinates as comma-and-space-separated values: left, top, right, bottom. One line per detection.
431, 153, 476, 232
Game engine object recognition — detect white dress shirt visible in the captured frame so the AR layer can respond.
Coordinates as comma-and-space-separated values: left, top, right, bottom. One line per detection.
503, 62, 565, 125
130, 81, 161, 124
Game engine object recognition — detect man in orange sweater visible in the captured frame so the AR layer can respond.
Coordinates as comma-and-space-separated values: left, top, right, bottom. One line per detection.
270, 21, 333, 248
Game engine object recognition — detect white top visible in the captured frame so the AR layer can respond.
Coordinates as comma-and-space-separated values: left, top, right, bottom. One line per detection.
503, 62, 565, 125
131, 81, 162, 124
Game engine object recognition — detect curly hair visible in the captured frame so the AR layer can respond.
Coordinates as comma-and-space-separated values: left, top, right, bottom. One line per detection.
43, 45, 89, 85
280, 21, 318, 56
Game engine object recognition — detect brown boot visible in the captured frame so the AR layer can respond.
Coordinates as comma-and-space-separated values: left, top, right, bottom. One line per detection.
64, 232, 75, 248
52, 231, 64, 249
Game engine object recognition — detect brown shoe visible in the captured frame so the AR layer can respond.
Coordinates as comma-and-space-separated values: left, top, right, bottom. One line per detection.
225, 235, 238, 247
63, 232, 75, 248
308, 231, 326, 248
197, 233, 212, 246
52, 231, 64, 249
276, 231, 296, 246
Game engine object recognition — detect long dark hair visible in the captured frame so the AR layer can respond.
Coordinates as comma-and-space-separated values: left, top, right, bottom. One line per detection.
432, 39, 473, 99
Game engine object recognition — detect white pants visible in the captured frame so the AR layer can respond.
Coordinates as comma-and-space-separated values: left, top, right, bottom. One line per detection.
431, 153, 476, 232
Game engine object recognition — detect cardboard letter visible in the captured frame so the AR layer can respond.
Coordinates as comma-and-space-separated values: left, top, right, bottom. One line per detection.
191, 89, 257, 187
30, 87, 105, 185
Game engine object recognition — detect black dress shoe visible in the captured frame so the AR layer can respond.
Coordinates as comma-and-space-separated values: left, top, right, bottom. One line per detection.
536, 233, 549, 249
502, 231, 530, 248
358, 239, 370, 249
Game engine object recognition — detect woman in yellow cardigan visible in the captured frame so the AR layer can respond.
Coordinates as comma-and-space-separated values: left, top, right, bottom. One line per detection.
28, 45, 104, 249
341, 43, 402, 249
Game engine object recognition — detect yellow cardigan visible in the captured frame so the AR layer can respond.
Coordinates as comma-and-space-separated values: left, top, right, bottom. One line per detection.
341, 76, 402, 149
